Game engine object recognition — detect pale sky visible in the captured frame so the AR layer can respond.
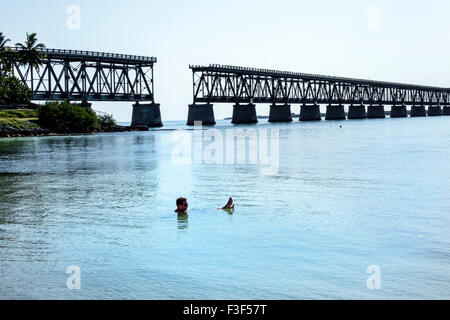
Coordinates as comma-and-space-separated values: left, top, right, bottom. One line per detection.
2, 0, 450, 121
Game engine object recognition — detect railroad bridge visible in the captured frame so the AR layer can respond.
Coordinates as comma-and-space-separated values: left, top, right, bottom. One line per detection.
7, 47, 162, 127
187, 64, 450, 125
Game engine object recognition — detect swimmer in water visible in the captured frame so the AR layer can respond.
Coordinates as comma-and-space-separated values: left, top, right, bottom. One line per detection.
220, 197, 234, 210
174, 197, 188, 214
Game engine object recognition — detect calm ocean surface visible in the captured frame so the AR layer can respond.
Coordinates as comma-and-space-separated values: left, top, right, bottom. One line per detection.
0, 117, 449, 299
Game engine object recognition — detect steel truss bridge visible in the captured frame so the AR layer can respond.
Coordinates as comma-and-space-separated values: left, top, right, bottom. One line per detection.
190, 64, 450, 106
7, 47, 157, 103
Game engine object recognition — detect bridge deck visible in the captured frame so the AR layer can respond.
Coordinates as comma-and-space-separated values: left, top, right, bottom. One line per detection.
11, 47, 157, 65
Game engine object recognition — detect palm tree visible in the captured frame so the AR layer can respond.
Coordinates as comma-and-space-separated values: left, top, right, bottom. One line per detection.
0, 32, 10, 50
0, 32, 11, 73
15, 32, 46, 90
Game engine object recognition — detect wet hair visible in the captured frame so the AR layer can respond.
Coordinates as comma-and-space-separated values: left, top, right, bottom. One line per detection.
176, 197, 187, 207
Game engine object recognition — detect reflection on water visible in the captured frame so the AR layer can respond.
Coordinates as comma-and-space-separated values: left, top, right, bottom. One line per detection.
177, 214, 188, 230
0, 118, 449, 299
221, 208, 234, 215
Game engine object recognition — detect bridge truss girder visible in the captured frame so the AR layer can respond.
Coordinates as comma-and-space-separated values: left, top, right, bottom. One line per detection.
191, 65, 449, 106
9, 54, 155, 103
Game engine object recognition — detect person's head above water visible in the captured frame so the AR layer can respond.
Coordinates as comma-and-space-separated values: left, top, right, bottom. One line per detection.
175, 197, 188, 214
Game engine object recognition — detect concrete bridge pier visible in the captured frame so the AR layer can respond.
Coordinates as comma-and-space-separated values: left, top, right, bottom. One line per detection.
443, 106, 450, 115
299, 104, 321, 121
131, 102, 163, 127
427, 105, 443, 116
390, 105, 407, 118
187, 103, 216, 125
347, 104, 366, 119
410, 105, 426, 117
325, 104, 346, 120
367, 104, 386, 118
232, 103, 258, 124
268, 104, 292, 122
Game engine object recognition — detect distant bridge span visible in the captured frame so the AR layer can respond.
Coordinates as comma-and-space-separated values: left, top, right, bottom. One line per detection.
187, 64, 450, 124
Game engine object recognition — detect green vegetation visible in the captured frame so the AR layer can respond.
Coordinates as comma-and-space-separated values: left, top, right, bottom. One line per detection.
1, 32, 44, 105
0, 73, 32, 105
0, 32, 45, 105
0, 32, 10, 51
0, 107, 38, 132
0, 108, 37, 119
14, 32, 46, 70
0, 104, 118, 134
0, 108, 39, 130
97, 113, 117, 130
0, 118, 39, 130
0, 32, 12, 72
37, 101, 99, 132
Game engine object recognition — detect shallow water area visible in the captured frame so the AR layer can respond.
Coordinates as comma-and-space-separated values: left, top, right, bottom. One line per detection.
0, 117, 449, 299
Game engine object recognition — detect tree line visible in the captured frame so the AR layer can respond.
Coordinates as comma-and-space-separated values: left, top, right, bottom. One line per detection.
0, 32, 45, 74
0, 32, 46, 105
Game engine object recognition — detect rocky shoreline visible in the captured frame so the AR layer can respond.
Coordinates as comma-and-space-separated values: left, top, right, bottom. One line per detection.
0, 125, 149, 138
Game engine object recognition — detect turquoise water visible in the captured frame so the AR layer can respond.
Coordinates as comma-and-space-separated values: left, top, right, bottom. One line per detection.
0, 117, 449, 299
